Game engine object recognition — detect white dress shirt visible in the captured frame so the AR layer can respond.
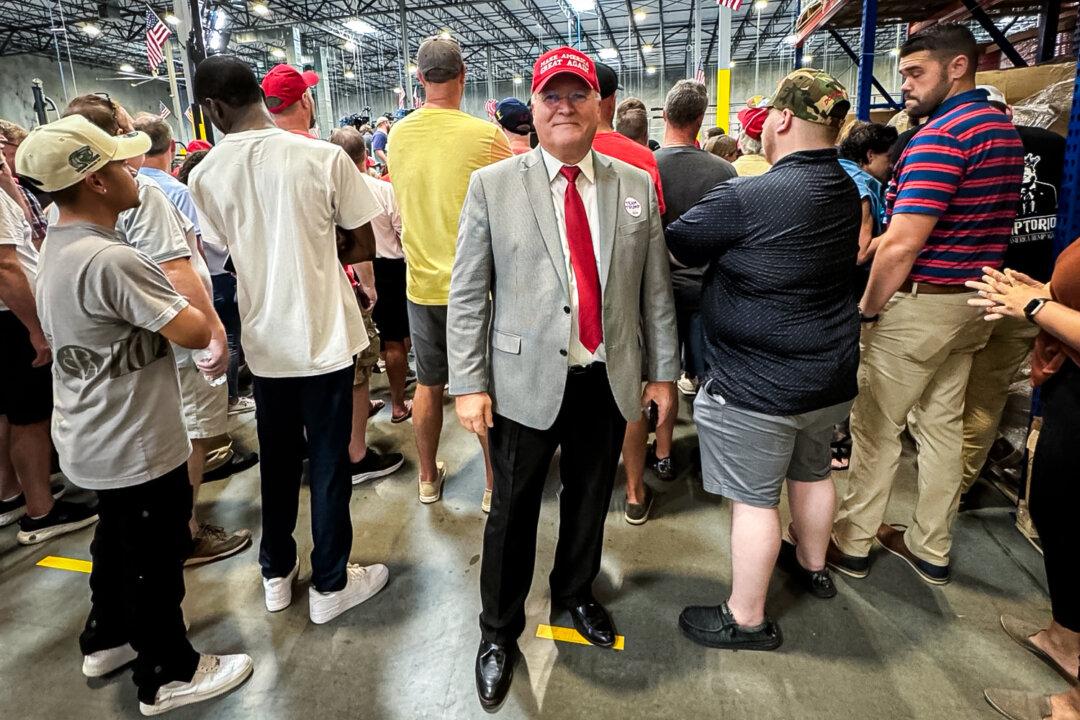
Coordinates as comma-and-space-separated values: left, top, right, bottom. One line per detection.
540, 147, 606, 367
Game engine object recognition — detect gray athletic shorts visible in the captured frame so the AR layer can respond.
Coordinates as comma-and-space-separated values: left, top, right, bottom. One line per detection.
693, 380, 853, 508
406, 301, 449, 386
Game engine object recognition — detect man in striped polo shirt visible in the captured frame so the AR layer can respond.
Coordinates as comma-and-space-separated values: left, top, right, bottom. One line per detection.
831, 23, 1023, 586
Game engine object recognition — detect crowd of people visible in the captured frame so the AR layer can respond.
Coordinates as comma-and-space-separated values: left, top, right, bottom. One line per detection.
0, 20, 1076, 719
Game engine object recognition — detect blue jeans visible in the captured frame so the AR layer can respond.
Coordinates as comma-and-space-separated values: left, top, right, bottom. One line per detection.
685, 311, 706, 379
211, 273, 242, 401
253, 365, 354, 592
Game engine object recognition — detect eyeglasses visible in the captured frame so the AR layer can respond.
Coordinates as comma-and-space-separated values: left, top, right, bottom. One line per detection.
537, 90, 593, 108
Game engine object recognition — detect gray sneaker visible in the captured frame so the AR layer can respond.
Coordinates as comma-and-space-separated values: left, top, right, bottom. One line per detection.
624, 486, 654, 526
185, 524, 252, 567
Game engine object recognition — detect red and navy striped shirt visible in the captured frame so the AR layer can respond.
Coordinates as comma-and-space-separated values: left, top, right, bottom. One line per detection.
886, 88, 1024, 284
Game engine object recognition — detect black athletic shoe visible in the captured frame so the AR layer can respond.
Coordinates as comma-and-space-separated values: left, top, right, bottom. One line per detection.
778, 539, 837, 599
350, 449, 405, 485
678, 602, 782, 651
646, 442, 676, 482
0, 481, 68, 528
16, 499, 99, 545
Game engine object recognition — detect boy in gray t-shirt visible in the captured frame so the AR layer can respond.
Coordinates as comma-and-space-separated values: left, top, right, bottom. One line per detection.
16, 114, 253, 715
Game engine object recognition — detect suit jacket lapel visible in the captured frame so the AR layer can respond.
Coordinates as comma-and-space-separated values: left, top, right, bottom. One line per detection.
593, 151, 619, 290
521, 149, 570, 298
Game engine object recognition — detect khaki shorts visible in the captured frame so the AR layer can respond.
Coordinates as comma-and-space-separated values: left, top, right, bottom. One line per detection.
354, 309, 381, 386
178, 363, 229, 439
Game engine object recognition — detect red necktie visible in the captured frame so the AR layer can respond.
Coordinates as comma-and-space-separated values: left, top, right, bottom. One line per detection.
559, 165, 603, 353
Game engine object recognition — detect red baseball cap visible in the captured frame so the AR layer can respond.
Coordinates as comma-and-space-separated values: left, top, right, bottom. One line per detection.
531, 47, 599, 94
185, 139, 212, 153
737, 106, 768, 140
261, 64, 320, 114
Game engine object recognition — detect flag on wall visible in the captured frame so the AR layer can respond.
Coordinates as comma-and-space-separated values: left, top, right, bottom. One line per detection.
158, 101, 171, 119
145, 8, 172, 72
717, 0, 743, 10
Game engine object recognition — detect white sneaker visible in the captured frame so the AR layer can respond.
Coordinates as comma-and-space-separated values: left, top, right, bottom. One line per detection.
262, 560, 299, 612
139, 653, 253, 716
82, 643, 137, 677
227, 397, 256, 416
418, 461, 447, 504
308, 563, 389, 625
677, 374, 699, 397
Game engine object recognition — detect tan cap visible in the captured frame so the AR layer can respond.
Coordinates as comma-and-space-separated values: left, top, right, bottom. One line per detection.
15, 114, 151, 192
416, 37, 464, 83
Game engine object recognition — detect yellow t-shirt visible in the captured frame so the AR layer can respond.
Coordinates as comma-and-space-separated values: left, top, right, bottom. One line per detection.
731, 153, 772, 177
388, 108, 512, 305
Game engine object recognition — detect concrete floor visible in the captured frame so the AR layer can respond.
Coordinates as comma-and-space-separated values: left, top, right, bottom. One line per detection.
0, 373, 1065, 720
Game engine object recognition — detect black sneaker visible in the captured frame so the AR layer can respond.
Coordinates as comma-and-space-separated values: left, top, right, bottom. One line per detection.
624, 486, 654, 526
678, 602, 783, 651
350, 449, 405, 485
0, 481, 68, 528
646, 442, 676, 482
16, 499, 98, 545
778, 539, 837, 599
826, 538, 870, 579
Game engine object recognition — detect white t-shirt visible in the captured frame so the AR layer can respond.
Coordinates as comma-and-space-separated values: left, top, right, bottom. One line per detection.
0, 190, 39, 313
362, 174, 404, 260
189, 128, 381, 378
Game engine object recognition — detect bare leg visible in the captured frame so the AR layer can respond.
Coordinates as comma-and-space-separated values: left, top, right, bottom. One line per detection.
1031, 621, 1080, 680
10, 420, 54, 517
622, 418, 648, 504
413, 383, 444, 483
349, 382, 370, 464
654, 400, 676, 459
383, 340, 410, 416
187, 438, 208, 536
727, 501, 781, 628
0, 418, 20, 501
787, 479, 836, 571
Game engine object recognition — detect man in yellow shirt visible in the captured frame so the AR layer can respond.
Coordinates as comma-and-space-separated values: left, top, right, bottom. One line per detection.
388, 36, 511, 510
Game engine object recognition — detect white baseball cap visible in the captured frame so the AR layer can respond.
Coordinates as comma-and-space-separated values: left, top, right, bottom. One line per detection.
15, 114, 151, 192
977, 84, 1007, 107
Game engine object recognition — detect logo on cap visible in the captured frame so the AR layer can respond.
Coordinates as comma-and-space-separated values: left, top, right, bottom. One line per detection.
67, 146, 101, 172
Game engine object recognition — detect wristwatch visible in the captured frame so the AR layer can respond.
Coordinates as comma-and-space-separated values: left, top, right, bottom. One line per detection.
1023, 298, 1050, 324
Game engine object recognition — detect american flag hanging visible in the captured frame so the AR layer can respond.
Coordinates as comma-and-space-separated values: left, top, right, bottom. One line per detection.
412, 90, 421, 108
145, 8, 171, 72
396, 88, 405, 110
484, 98, 497, 120
717, 0, 744, 10
694, 64, 706, 84
158, 100, 172, 119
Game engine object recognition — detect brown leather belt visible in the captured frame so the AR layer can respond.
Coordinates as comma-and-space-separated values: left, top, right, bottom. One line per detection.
897, 279, 972, 295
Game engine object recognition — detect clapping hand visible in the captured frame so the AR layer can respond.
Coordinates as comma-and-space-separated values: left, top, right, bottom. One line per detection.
965, 266, 1050, 321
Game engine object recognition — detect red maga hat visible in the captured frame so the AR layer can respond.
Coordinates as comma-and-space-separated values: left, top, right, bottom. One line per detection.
261, 64, 320, 114
737, 106, 768, 141
531, 47, 599, 94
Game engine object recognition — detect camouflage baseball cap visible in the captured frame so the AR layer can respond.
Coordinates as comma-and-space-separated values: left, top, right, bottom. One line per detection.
761, 68, 850, 127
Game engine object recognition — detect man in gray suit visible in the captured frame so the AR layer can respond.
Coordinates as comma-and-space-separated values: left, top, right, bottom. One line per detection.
447, 46, 679, 710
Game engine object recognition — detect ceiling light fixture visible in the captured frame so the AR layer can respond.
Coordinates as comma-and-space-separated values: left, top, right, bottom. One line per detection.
164, 13, 180, 25
344, 70, 356, 79
439, 29, 452, 40
645, 66, 656, 75
344, 18, 375, 33
802, 54, 815, 65
753, 0, 768, 9
119, 62, 135, 73
81, 23, 101, 36
633, 9, 647, 23
642, 43, 654, 52
252, 3, 270, 17
213, 8, 228, 30
344, 40, 356, 51
513, 75, 522, 85
569, 0, 596, 12
783, 33, 798, 44
598, 47, 618, 60
270, 47, 285, 58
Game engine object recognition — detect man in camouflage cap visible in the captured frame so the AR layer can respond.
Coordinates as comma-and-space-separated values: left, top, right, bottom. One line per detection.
666, 65, 862, 652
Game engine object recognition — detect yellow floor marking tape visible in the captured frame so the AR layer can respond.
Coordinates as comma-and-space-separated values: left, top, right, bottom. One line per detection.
536, 624, 625, 651
37, 556, 92, 574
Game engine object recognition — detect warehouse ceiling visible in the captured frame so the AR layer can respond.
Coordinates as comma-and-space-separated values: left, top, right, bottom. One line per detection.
0, 0, 1060, 97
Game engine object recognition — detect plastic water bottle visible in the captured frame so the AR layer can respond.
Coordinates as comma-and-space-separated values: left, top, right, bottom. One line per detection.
197, 351, 228, 387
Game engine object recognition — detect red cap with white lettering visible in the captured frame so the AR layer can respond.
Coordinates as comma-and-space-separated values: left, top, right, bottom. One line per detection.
531, 47, 600, 95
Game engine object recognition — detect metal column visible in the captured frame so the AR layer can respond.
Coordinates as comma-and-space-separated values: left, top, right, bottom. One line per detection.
658, 0, 666, 89
399, 0, 412, 106
794, 43, 804, 68
828, 28, 901, 110
1053, 34, 1080, 256
716, 7, 731, 131
1036, 0, 1062, 63
856, 0, 877, 120
179, 0, 212, 141
315, 47, 335, 138
486, 46, 495, 101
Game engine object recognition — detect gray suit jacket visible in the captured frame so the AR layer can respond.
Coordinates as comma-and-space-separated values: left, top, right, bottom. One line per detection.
447, 147, 679, 430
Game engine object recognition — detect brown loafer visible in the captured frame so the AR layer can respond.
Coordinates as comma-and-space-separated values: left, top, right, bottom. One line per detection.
874, 524, 950, 585
1000, 614, 1080, 687
984, 689, 1053, 720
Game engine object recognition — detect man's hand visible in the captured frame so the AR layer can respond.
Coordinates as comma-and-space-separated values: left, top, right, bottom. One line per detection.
641, 381, 676, 427
194, 332, 229, 378
29, 329, 51, 367
456, 392, 493, 436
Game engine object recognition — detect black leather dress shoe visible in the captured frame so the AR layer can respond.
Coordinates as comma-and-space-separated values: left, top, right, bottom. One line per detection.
567, 600, 617, 648
475, 640, 518, 711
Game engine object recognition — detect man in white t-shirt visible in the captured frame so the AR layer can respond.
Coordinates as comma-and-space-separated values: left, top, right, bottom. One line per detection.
0, 148, 98, 543
190, 55, 389, 625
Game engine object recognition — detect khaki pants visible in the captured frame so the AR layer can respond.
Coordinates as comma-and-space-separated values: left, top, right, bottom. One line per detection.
834, 290, 991, 566
957, 316, 1038, 492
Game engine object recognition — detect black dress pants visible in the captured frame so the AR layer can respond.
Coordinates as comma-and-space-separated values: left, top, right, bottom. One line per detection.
253, 364, 355, 593
479, 363, 627, 645
79, 464, 200, 704
1030, 359, 1080, 633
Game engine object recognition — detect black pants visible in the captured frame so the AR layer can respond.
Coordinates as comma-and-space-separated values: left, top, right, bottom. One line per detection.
79, 465, 199, 704
211, 273, 243, 402
1030, 359, 1080, 632
479, 364, 627, 644
253, 365, 354, 592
